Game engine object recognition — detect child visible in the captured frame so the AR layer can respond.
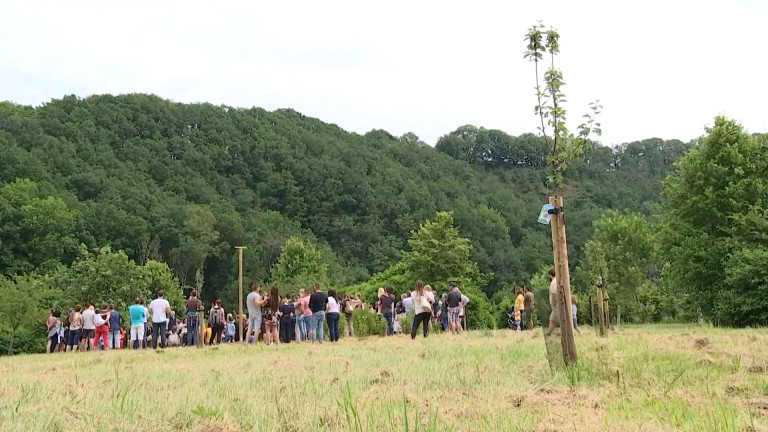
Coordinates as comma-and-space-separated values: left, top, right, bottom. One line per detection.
514, 287, 524, 331
225, 314, 236, 343
571, 299, 581, 334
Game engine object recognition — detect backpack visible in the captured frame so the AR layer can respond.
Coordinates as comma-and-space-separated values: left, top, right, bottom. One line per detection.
396, 302, 405, 315
210, 307, 224, 326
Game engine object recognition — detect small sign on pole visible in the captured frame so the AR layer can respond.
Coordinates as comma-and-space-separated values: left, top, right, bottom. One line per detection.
538, 204, 555, 225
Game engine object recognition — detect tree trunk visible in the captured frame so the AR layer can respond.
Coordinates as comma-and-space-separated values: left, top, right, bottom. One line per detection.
7, 328, 15, 355
596, 288, 607, 337
549, 196, 578, 365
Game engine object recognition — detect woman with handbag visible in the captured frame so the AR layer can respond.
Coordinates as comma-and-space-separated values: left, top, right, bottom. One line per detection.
410, 280, 435, 339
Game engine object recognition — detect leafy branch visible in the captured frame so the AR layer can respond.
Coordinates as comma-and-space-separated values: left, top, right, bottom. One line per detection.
524, 22, 602, 192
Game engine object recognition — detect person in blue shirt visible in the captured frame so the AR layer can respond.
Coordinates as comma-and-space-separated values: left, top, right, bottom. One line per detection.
108, 303, 122, 350
128, 298, 146, 349
225, 314, 236, 343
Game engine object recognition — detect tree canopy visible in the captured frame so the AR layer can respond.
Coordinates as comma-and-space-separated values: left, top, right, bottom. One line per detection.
1, 93, 731, 353
661, 117, 768, 326
0, 93, 691, 305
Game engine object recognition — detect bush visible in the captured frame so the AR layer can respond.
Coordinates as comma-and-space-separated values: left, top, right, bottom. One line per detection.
491, 289, 516, 329
399, 314, 413, 335
349, 309, 387, 337
0, 327, 46, 355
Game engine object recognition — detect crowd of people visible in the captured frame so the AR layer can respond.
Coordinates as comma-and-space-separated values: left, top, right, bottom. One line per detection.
43, 280, 482, 353
43, 269, 586, 354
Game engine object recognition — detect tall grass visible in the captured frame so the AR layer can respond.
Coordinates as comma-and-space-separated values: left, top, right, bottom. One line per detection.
0, 325, 766, 431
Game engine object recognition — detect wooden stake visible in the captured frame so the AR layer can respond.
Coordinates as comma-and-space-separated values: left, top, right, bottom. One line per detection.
235, 246, 246, 343
596, 287, 606, 337
549, 196, 578, 365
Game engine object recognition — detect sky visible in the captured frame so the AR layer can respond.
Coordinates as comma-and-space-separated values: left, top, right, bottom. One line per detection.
1, 0, 766, 147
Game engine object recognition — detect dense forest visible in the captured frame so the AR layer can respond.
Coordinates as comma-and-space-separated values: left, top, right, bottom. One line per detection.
0, 94, 690, 291
7, 94, 765, 352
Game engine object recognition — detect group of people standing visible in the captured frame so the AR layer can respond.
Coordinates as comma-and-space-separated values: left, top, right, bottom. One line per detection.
242, 283, 366, 345
372, 281, 470, 338
232, 280, 472, 345
509, 286, 535, 331
44, 279, 476, 354
45, 291, 174, 353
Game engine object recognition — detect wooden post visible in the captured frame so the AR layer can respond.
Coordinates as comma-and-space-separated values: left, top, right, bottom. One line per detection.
596, 287, 606, 337
549, 196, 578, 365
235, 246, 246, 344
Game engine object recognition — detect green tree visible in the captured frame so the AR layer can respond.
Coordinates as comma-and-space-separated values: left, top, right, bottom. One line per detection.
271, 236, 329, 291
525, 22, 603, 364
405, 211, 489, 288
346, 212, 495, 328
50, 246, 182, 312
0, 93, 698, 315
144, 259, 185, 313
170, 204, 221, 292
0, 179, 79, 274
661, 117, 768, 326
0, 275, 57, 355
582, 211, 662, 322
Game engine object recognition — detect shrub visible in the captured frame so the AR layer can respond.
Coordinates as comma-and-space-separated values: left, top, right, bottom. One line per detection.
349, 309, 387, 337
399, 314, 413, 335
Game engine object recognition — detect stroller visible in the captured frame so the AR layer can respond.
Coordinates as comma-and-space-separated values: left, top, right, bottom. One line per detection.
506, 307, 516, 330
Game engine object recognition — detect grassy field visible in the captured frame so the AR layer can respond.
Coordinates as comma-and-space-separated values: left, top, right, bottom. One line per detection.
0, 325, 767, 432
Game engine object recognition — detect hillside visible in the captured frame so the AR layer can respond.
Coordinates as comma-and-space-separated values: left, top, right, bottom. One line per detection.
0, 94, 692, 304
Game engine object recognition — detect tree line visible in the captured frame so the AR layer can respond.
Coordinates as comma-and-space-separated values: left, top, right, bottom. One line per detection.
0, 94, 763, 353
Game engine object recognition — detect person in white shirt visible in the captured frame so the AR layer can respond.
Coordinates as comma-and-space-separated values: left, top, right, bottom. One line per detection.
325, 289, 341, 342
410, 281, 435, 339
80, 303, 96, 351
458, 292, 470, 331
148, 291, 171, 349
402, 294, 414, 316
93, 304, 109, 350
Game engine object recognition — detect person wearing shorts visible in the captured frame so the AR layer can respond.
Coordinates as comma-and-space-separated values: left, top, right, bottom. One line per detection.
446, 283, 463, 334
246, 283, 265, 344
80, 303, 96, 351
67, 305, 83, 351
128, 298, 146, 349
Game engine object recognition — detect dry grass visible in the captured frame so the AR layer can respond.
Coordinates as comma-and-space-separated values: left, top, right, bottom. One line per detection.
0, 325, 767, 431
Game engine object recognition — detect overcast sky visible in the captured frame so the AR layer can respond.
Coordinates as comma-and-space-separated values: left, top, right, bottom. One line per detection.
1, 0, 766, 147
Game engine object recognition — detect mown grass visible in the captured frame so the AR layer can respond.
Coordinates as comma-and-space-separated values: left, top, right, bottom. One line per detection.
0, 325, 766, 431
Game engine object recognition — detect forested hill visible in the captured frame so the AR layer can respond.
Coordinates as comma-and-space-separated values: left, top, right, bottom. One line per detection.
0, 94, 692, 304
